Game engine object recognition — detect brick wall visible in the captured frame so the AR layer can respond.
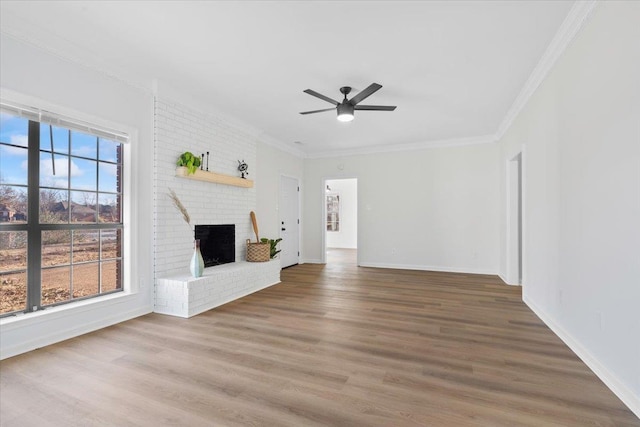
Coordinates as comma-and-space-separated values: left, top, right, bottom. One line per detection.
153, 98, 257, 280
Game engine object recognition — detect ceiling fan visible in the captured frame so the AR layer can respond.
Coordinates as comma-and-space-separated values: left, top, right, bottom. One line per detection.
300, 83, 396, 122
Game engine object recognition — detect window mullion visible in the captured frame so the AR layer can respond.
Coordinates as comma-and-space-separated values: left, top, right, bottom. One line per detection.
26, 120, 42, 312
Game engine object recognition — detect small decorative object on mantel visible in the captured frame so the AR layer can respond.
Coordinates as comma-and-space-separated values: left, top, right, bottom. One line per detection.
206, 151, 210, 171
246, 211, 270, 262
168, 188, 204, 277
176, 152, 201, 175
237, 160, 249, 179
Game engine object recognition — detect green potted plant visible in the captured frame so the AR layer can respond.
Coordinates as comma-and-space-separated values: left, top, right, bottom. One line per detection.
176, 151, 201, 175
260, 238, 282, 259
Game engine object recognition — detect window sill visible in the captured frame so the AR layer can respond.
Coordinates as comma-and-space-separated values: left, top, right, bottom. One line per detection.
0, 291, 135, 329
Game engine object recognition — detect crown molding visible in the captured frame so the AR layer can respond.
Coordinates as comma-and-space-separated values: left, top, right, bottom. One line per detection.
2, 26, 304, 159
2, 1, 598, 159
495, 0, 598, 140
154, 82, 262, 139
257, 133, 306, 158
305, 134, 497, 159
0, 29, 151, 95
154, 82, 304, 158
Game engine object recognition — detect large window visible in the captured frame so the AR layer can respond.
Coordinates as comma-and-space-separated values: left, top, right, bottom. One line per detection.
0, 105, 126, 317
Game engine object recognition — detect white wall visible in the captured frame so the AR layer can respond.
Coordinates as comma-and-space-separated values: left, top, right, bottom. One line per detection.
498, 1, 640, 412
303, 144, 500, 273
0, 34, 155, 358
326, 178, 357, 249
255, 141, 304, 243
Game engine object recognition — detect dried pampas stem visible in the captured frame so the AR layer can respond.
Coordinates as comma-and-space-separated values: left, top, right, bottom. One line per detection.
168, 188, 191, 226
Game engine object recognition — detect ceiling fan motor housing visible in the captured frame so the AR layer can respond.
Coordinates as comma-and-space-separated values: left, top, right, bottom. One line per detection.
337, 102, 355, 121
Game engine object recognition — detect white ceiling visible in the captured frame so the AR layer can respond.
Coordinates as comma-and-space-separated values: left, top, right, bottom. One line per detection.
0, 1, 575, 157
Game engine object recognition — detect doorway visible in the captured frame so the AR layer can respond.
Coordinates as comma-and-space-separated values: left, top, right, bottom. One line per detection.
323, 178, 357, 265
507, 152, 522, 285
279, 175, 300, 268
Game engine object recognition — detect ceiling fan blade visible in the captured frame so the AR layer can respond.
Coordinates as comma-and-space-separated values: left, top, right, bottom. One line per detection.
299, 107, 336, 115
354, 105, 397, 111
303, 89, 339, 106
348, 83, 382, 105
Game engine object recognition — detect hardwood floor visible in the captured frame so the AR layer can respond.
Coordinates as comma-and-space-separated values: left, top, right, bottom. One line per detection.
1, 250, 637, 426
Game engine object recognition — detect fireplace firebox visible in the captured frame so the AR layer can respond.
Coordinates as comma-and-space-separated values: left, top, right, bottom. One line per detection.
195, 224, 235, 267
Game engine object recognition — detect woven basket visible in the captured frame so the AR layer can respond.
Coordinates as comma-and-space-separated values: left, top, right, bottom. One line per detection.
246, 239, 270, 262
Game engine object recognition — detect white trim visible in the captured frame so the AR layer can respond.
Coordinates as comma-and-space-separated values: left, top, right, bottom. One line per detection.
306, 135, 496, 159
1, 2, 599, 157
321, 176, 359, 265
358, 262, 498, 276
505, 149, 524, 286
501, 279, 521, 286
0, 100, 129, 142
0, 291, 136, 329
524, 295, 640, 419
0, 30, 151, 94
154, 82, 305, 158
520, 146, 527, 289
155, 91, 262, 141
0, 88, 136, 140
1, 296, 151, 359
301, 259, 323, 264
495, 0, 598, 140
260, 133, 305, 158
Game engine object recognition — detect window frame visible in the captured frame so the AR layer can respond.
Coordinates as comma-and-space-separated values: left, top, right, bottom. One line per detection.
326, 192, 340, 232
0, 99, 132, 318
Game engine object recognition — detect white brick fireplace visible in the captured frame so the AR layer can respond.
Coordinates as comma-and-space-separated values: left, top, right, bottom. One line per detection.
153, 98, 280, 317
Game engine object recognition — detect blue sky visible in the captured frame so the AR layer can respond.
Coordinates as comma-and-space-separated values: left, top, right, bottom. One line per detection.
0, 112, 121, 201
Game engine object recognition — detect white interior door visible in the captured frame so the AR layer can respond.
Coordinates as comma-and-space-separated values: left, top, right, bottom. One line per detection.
279, 176, 300, 268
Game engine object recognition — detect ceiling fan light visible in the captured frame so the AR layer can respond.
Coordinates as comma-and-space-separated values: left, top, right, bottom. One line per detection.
337, 103, 354, 122
337, 112, 354, 122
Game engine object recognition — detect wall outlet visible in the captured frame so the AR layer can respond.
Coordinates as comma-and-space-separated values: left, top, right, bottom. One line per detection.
391, 248, 397, 255
558, 289, 563, 305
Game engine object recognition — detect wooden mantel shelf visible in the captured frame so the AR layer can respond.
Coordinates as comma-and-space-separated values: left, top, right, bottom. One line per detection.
175, 167, 254, 188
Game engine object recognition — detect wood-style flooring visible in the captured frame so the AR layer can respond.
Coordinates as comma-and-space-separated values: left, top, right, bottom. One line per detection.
1, 249, 638, 426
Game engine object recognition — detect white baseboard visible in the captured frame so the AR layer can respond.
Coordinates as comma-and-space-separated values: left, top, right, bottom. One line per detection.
524, 295, 640, 419
497, 272, 521, 286
302, 259, 324, 264
358, 261, 498, 276
1, 305, 151, 360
